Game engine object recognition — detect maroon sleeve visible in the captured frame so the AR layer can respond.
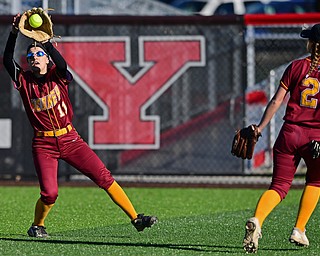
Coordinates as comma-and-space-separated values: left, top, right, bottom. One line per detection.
279, 63, 293, 91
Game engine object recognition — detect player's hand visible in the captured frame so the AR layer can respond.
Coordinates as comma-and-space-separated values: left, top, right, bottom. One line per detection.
12, 13, 21, 34
310, 140, 320, 159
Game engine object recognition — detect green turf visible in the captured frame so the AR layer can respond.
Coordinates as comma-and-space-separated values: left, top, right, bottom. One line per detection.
0, 186, 319, 255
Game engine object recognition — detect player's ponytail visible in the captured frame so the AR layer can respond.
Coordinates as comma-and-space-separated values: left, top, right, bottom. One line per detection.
307, 42, 320, 77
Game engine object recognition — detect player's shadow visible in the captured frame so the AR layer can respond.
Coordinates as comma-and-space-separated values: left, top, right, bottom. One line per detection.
0, 237, 302, 254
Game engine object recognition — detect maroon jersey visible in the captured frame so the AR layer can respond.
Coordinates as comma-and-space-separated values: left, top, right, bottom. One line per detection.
280, 56, 320, 128
15, 66, 73, 132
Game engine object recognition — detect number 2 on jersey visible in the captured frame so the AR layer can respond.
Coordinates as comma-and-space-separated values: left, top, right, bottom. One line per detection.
301, 77, 319, 108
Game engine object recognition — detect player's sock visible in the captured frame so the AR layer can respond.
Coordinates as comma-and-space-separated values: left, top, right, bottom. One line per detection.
106, 181, 138, 220
294, 185, 320, 232
33, 198, 54, 226
254, 189, 281, 227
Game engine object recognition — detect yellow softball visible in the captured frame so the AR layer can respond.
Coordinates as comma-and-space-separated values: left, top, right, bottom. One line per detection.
29, 14, 43, 28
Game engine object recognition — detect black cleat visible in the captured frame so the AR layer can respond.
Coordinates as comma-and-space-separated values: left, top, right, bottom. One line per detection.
27, 225, 49, 238
131, 213, 158, 232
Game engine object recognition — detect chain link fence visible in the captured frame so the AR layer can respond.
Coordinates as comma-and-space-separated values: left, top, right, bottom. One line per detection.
0, 13, 317, 182
244, 23, 309, 175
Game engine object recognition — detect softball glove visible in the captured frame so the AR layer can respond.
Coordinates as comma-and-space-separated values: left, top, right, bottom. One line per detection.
231, 124, 261, 160
18, 7, 53, 42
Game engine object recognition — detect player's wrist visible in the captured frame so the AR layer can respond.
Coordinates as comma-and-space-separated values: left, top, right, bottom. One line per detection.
11, 31, 18, 35
11, 26, 19, 35
256, 126, 261, 134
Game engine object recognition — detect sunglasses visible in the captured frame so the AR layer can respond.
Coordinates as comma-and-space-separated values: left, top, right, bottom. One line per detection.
26, 51, 46, 59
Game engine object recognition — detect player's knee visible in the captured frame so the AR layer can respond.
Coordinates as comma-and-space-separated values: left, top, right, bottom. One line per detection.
94, 168, 115, 189
269, 176, 293, 200
269, 185, 289, 200
41, 191, 58, 204
306, 181, 320, 187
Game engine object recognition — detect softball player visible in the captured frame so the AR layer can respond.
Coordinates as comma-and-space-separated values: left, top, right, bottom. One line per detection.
3, 14, 157, 238
243, 23, 320, 253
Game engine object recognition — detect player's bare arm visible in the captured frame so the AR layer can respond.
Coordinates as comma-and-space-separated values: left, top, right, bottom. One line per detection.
257, 86, 287, 133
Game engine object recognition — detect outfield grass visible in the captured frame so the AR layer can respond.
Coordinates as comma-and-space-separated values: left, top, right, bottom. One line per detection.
0, 186, 319, 255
